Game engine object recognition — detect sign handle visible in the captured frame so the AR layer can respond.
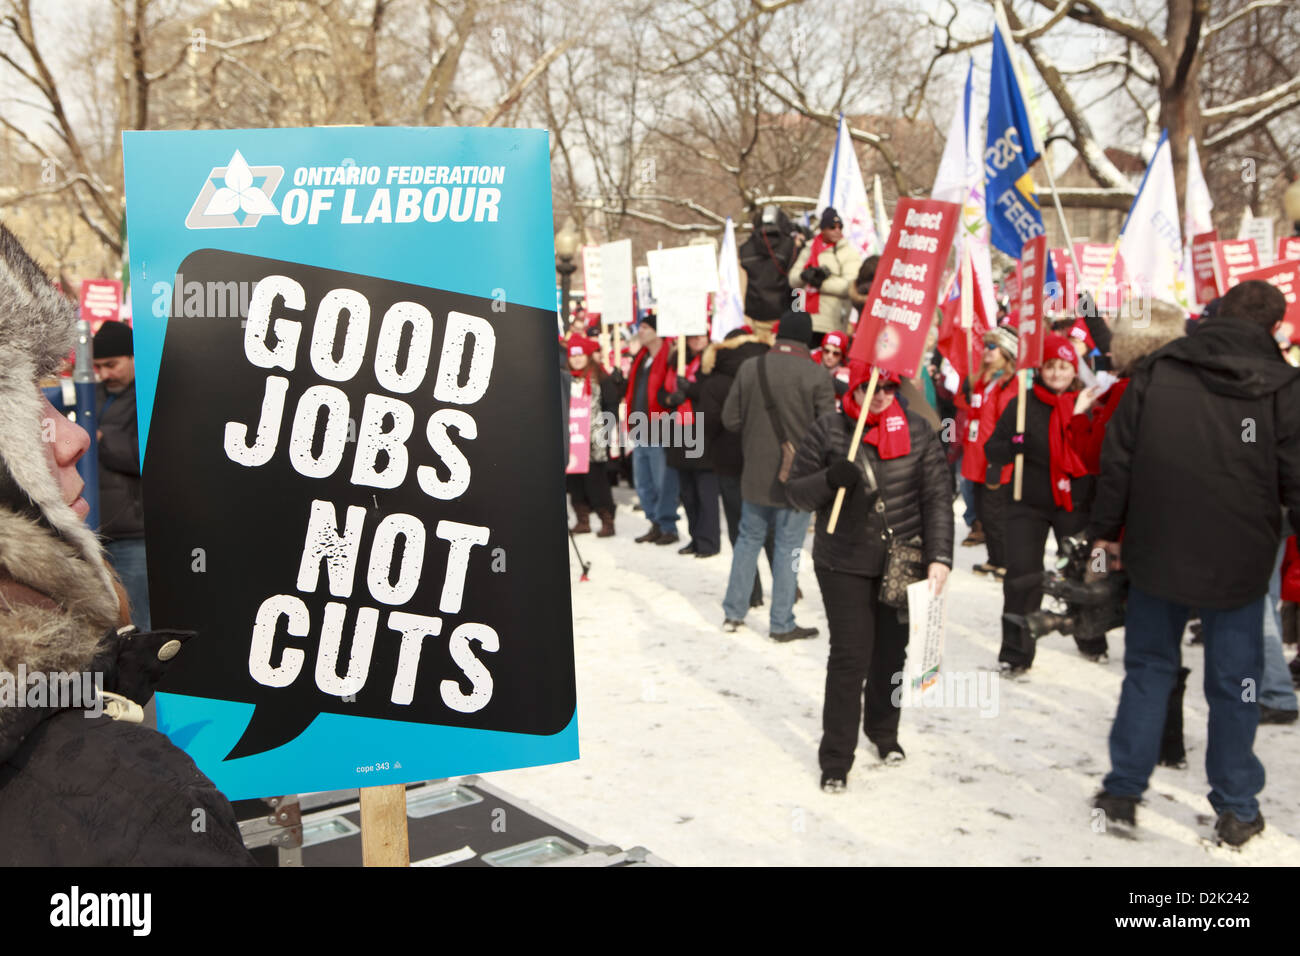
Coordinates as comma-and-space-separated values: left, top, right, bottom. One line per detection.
827, 367, 880, 534
1012, 368, 1027, 502
677, 337, 686, 377
360, 783, 409, 867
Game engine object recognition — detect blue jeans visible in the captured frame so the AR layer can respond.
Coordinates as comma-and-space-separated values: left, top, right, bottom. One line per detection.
1104, 585, 1265, 821
631, 444, 679, 533
722, 501, 811, 633
960, 475, 977, 529
1261, 540, 1297, 710
105, 538, 151, 632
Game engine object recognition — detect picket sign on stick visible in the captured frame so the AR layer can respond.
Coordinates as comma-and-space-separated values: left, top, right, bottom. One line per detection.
960, 244, 976, 386
1012, 368, 1028, 500
678, 336, 686, 377
826, 366, 880, 534
360, 784, 409, 867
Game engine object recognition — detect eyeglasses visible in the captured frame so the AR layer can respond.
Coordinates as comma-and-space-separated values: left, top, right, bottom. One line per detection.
878, 382, 899, 393
823, 347, 842, 356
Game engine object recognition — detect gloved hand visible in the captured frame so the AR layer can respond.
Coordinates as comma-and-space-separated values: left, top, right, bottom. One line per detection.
661, 387, 687, 408
826, 458, 863, 490
800, 266, 829, 289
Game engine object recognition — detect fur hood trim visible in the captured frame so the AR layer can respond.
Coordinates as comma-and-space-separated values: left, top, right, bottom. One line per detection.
701, 323, 776, 374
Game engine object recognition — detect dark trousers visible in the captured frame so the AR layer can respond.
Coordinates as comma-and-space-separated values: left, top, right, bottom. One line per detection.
677, 468, 721, 554
816, 566, 910, 775
975, 482, 1009, 567
566, 468, 614, 514
719, 473, 772, 603
998, 502, 1091, 668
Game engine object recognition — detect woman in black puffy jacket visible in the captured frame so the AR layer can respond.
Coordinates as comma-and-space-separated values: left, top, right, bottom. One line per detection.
787, 360, 955, 793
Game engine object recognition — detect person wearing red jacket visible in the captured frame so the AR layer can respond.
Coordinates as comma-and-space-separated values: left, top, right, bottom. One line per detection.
955, 324, 1017, 576
984, 334, 1100, 673
624, 316, 681, 543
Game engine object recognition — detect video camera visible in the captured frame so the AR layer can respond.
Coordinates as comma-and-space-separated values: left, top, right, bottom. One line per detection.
1005, 534, 1128, 645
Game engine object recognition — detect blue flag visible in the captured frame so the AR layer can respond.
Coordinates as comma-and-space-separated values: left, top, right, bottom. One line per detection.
985, 25, 1056, 284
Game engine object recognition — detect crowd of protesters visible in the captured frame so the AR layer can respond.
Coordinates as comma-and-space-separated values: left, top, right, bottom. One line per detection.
558, 205, 1300, 846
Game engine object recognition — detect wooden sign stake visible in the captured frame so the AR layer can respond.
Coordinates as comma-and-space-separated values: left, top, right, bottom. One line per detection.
360, 783, 409, 867
1012, 368, 1027, 502
827, 366, 880, 534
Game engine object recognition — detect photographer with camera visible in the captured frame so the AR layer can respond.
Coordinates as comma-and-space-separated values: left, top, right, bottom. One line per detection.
1090, 281, 1300, 847
788, 207, 862, 345
984, 334, 1101, 675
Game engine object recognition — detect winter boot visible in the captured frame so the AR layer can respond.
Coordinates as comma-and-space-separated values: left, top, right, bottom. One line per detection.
596, 508, 615, 537
1159, 667, 1191, 767
1215, 811, 1264, 848
570, 503, 591, 534
961, 520, 985, 547
1093, 790, 1138, 827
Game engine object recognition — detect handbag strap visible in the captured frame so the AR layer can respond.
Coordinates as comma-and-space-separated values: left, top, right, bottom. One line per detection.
756, 354, 790, 446
852, 440, 895, 536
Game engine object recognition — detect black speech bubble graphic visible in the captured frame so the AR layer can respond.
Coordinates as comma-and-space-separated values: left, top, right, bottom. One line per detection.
145, 250, 575, 759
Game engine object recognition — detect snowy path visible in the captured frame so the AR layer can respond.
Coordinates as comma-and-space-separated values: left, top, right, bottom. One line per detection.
482, 487, 1300, 865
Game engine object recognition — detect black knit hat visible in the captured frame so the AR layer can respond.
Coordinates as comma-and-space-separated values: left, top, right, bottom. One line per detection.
93, 320, 134, 358
820, 207, 843, 230
776, 309, 812, 346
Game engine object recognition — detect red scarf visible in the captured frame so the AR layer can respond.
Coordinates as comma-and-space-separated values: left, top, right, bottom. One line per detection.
804, 234, 832, 315
569, 365, 592, 397
842, 390, 911, 460
662, 353, 701, 425
1032, 383, 1088, 511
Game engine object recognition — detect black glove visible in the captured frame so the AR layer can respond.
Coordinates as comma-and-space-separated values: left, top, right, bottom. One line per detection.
800, 265, 829, 289
661, 386, 687, 408
826, 459, 863, 490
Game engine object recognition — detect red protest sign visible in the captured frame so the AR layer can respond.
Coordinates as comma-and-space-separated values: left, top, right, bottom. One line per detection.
1214, 238, 1260, 292
1016, 235, 1047, 370
1074, 242, 1125, 311
1047, 247, 1074, 311
1240, 260, 1300, 343
1191, 231, 1220, 304
848, 197, 959, 378
79, 278, 122, 330
1279, 236, 1300, 264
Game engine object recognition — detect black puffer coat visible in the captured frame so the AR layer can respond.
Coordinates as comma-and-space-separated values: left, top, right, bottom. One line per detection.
786, 405, 955, 576
96, 382, 145, 540
738, 208, 801, 321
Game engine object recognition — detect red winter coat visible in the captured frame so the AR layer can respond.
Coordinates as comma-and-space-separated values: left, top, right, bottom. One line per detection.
958, 373, 1016, 484
1077, 378, 1129, 475
1281, 536, 1300, 603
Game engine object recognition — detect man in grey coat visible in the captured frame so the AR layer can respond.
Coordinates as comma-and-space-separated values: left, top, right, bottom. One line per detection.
721, 310, 836, 640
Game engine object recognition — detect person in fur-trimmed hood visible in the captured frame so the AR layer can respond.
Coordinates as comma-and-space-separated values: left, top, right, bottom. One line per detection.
0, 225, 253, 865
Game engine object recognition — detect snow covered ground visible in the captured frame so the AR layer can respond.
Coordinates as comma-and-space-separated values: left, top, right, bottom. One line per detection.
482, 486, 1300, 866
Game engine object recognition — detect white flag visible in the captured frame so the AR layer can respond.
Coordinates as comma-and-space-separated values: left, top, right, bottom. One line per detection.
932, 57, 997, 326
817, 114, 879, 257
873, 175, 890, 251
713, 217, 745, 342
1118, 128, 1183, 305
1179, 137, 1214, 309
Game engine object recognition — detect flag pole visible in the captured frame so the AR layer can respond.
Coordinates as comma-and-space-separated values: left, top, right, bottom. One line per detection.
1013, 368, 1027, 501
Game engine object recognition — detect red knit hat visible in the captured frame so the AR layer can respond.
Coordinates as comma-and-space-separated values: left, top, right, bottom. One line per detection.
1042, 333, 1077, 367
822, 330, 848, 352
565, 334, 600, 358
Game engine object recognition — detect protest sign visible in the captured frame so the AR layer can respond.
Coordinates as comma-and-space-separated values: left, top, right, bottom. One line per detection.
1239, 216, 1275, 267
1015, 235, 1047, 371
1074, 242, 1125, 311
1047, 247, 1074, 311
79, 278, 122, 329
1213, 238, 1260, 292
122, 128, 577, 800
1191, 231, 1220, 304
581, 244, 604, 315
903, 579, 946, 697
566, 384, 591, 474
1279, 236, 1300, 264
635, 265, 654, 311
647, 244, 716, 337
599, 239, 633, 325
1239, 259, 1300, 342
847, 197, 959, 379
